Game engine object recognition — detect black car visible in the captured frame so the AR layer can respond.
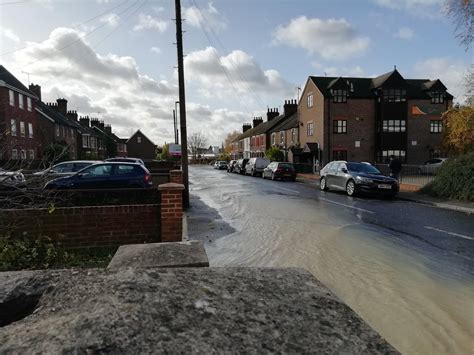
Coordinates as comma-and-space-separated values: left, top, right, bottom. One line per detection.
262, 162, 296, 181
319, 161, 399, 197
234, 158, 249, 174
44, 162, 153, 190
227, 160, 237, 173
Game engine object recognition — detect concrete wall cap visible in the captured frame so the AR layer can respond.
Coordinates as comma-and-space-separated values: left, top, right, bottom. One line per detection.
170, 170, 182, 173
158, 183, 185, 191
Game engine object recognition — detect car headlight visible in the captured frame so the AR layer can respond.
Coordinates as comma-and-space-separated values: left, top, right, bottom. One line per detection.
355, 176, 372, 183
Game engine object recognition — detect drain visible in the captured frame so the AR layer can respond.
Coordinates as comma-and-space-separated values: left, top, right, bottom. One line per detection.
0, 293, 42, 327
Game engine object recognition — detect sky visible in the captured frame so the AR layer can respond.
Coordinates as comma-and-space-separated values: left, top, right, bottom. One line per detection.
0, 0, 472, 146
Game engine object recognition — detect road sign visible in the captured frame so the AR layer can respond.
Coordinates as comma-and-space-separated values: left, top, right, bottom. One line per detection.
169, 143, 181, 156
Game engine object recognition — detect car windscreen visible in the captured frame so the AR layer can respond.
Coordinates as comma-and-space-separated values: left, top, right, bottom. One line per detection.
278, 163, 294, 169
346, 163, 381, 174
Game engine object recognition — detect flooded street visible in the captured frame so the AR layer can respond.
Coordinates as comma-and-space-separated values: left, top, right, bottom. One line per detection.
188, 166, 474, 354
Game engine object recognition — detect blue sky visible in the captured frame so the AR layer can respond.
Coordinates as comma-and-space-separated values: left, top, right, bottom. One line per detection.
0, 0, 471, 145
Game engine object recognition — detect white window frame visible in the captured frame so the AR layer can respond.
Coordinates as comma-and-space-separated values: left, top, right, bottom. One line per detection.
18, 93, 24, 109
307, 122, 314, 136
11, 149, 18, 159
20, 149, 26, 160
29, 149, 35, 160
10, 119, 17, 136
27, 97, 32, 111
307, 93, 313, 108
56, 125, 60, 137
137, 136, 142, 143
28, 123, 33, 138
82, 134, 90, 148
20, 121, 25, 137
9, 90, 14, 106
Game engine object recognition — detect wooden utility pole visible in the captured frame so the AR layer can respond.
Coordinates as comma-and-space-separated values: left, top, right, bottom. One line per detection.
175, 0, 189, 208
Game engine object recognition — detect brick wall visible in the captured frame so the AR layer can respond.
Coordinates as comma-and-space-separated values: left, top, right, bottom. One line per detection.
0, 204, 160, 248
159, 183, 184, 242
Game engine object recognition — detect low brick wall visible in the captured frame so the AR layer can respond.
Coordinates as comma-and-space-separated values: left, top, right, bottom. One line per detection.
0, 204, 160, 249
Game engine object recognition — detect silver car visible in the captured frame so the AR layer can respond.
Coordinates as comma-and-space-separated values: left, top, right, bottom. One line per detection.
245, 157, 270, 177
417, 158, 448, 175
0, 168, 26, 189
34, 160, 101, 177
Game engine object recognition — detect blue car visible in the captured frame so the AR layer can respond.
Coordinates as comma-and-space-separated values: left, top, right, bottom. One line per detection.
44, 162, 153, 190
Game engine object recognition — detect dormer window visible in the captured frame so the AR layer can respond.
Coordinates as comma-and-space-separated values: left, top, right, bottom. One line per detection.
333, 89, 347, 103
431, 91, 445, 104
137, 136, 142, 143
383, 89, 406, 102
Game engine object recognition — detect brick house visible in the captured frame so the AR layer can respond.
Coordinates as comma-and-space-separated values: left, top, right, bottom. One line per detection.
0, 65, 40, 161
126, 129, 156, 160
90, 119, 127, 158
297, 69, 453, 166
230, 123, 250, 159
268, 102, 299, 161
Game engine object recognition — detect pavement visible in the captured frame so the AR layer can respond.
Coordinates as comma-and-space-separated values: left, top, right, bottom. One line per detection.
296, 173, 474, 214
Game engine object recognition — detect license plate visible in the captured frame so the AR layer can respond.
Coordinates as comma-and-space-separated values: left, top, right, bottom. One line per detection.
378, 184, 392, 189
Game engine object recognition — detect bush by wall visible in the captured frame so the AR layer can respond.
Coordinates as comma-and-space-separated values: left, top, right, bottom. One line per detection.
421, 152, 474, 201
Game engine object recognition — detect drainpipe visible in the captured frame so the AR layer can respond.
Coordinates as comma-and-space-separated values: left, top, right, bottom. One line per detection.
327, 98, 331, 164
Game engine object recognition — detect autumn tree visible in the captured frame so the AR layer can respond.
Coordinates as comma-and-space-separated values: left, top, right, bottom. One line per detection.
442, 105, 474, 154
224, 130, 241, 153
445, 0, 473, 50
188, 132, 208, 160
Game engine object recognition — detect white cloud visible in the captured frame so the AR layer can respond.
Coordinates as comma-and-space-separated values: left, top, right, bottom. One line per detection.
184, 2, 227, 33
374, 0, 443, 17
413, 57, 470, 102
133, 14, 168, 32
312, 62, 366, 77
150, 46, 161, 54
0, 28, 20, 43
100, 13, 120, 27
273, 16, 370, 60
394, 27, 415, 40
184, 46, 293, 98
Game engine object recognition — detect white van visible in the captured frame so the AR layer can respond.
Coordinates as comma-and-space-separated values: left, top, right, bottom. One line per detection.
245, 157, 271, 177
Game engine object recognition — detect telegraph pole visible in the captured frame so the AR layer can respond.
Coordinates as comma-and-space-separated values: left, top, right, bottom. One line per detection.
175, 0, 189, 208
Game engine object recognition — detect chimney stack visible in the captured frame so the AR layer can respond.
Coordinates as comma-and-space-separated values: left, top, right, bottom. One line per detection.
90, 118, 100, 128
56, 98, 67, 116
105, 124, 112, 134
67, 110, 78, 121
29, 83, 41, 101
79, 116, 90, 128
267, 108, 279, 121
99, 120, 105, 131
253, 117, 263, 128
242, 123, 251, 133
283, 99, 297, 116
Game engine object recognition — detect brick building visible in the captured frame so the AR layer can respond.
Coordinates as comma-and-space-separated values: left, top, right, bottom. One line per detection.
298, 69, 453, 166
126, 129, 156, 160
0, 65, 39, 160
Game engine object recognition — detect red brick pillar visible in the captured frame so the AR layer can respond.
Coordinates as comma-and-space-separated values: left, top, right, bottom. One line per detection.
159, 183, 185, 242
169, 169, 183, 184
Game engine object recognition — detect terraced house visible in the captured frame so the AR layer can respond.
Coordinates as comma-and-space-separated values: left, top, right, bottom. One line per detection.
297, 69, 452, 166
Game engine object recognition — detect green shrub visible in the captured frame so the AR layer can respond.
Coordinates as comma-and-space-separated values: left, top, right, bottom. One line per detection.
265, 147, 284, 162
421, 152, 474, 201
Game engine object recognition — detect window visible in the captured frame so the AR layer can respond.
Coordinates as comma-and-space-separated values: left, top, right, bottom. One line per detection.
55, 125, 60, 137
11, 149, 18, 159
90, 137, 97, 149
307, 93, 314, 108
382, 120, 406, 133
429, 149, 442, 159
332, 150, 347, 161
383, 89, 406, 102
29, 149, 35, 160
20, 149, 26, 160
82, 134, 90, 148
117, 165, 135, 175
28, 123, 33, 138
333, 120, 347, 134
18, 94, 24, 109
137, 136, 142, 143
430, 120, 442, 133
10, 119, 17, 136
291, 128, 296, 143
27, 97, 32, 111
271, 133, 276, 146
9, 90, 14, 106
431, 91, 445, 104
280, 132, 284, 145
52, 163, 74, 173
82, 164, 112, 177
307, 122, 314, 136
333, 89, 347, 103
20, 121, 25, 137
378, 150, 406, 163
70, 128, 74, 139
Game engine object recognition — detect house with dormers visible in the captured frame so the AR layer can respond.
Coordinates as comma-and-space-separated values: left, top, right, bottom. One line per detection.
298, 69, 453, 166
0, 66, 40, 161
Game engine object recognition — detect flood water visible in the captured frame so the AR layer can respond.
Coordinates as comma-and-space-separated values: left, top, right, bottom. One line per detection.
189, 167, 474, 354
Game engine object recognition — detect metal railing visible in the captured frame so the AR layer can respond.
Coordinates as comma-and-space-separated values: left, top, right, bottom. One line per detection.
374, 164, 436, 186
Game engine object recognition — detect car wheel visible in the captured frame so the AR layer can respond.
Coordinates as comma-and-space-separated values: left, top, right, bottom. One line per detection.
262, 172, 266, 179
320, 177, 328, 191
346, 180, 357, 196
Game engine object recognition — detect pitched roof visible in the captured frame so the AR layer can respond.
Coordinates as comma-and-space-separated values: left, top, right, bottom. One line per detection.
126, 129, 156, 146
0, 65, 37, 98
36, 102, 76, 128
269, 113, 298, 133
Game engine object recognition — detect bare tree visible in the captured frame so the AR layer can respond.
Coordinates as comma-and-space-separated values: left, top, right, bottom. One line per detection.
188, 132, 208, 160
445, 0, 473, 50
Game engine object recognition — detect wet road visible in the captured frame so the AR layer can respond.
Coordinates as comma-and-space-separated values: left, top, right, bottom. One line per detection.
187, 165, 474, 355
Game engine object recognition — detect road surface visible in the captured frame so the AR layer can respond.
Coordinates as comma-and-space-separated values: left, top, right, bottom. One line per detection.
187, 165, 474, 355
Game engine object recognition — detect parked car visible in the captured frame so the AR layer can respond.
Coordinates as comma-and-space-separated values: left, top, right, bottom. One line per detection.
320, 161, 399, 197
34, 160, 101, 177
245, 157, 271, 177
262, 162, 296, 181
227, 160, 237, 173
234, 158, 249, 174
0, 168, 26, 190
44, 162, 152, 190
417, 158, 448, 175
105, 157, 145, 166
214, 161, 228, 170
